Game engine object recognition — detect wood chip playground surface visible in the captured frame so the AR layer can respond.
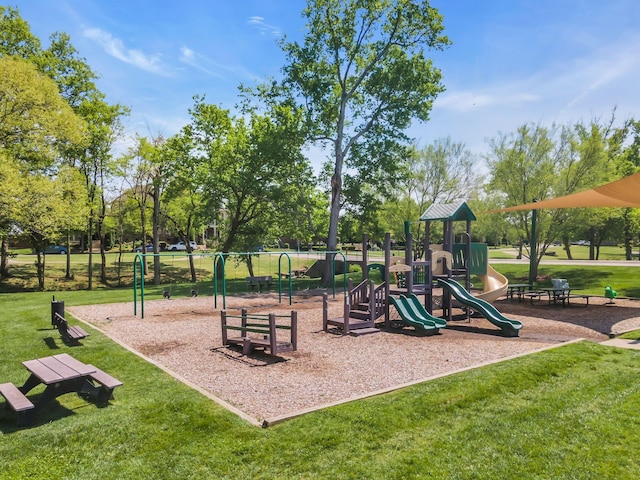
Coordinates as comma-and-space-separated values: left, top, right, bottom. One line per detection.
68, 293, 640, 426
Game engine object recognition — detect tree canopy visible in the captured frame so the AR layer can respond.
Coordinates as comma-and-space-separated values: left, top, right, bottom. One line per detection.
249, 0, 450, 280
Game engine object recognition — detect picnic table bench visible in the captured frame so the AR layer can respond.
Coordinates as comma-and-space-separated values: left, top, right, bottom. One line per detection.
0, 382, 35, 426
246, 275, 272, 292
525, 288, 591, 307
221, 308, 297, 356
277, 267, 308, 279
507, 284, 533, 302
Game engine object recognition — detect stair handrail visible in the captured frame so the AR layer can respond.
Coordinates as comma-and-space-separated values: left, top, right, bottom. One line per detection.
348, 278, 369, 308
370, 281, 387, 322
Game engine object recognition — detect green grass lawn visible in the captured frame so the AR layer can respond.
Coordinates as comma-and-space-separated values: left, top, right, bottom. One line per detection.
2, 250, 354, 293
490, 244, 638, 261
2, 289, 640, 478
487, 263, 640, 298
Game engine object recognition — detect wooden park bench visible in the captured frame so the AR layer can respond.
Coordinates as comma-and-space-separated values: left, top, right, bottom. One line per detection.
0, 382, 34, 426
221, 308, 297, 356
246, 275, 272, 292
53, 312, 89, 344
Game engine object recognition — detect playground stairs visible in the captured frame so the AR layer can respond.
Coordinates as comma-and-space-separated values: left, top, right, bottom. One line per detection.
323, 280, 386, 336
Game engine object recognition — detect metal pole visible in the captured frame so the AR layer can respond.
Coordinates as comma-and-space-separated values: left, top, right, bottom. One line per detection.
528, 201, 538, 286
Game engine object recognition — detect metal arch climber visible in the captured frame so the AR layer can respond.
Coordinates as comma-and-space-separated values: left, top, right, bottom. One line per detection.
134, 250, 349, 317
213, 250, 349, 310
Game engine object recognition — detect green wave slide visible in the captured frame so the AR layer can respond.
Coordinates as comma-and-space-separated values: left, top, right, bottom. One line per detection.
389, 295, 446, 335
437, 278, 523, 337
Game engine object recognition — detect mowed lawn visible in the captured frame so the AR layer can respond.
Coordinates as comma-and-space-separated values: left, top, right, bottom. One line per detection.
1, 289, 640, 479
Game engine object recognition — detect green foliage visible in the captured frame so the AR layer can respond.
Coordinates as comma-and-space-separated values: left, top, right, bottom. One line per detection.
252, 0, 450, 256
0, 56, 86, 166
171, 97, 318, 256
0, 6, 41, 58
486, 120, 627, 270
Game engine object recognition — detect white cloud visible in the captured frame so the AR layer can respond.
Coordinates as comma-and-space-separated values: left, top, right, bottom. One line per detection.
179, 46, 222, 78
437, 31, 640, 123
436, 91, 538, 112
561, 36, 640, 110
247, 16, 282, 37
83, 27, 169, 76
179, 45, 261, 82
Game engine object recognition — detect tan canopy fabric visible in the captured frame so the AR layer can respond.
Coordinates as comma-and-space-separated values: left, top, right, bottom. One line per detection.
486, 172, 640, 213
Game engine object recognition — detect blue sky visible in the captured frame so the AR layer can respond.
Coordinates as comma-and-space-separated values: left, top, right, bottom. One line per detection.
14, 0, 640, 169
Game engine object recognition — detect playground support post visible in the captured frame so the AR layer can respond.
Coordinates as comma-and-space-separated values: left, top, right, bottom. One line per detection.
277, 252, 293, 305
133, 253, 145, 318
213, 253, 227, 310
528, 201, 538, 286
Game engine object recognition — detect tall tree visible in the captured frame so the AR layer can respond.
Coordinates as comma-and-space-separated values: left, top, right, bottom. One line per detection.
487, 123, 563, 277
13, 172, 70, 289
252, 0, 449, 282
487, 121, 617, 276
0, 6, 41, 59
119, 135, 168, 281
0, 6, 128, 289
72, 96, 127, 287
171, 96, 313, 277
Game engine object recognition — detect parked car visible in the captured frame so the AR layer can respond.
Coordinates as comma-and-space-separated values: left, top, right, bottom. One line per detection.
133, 244, 154, 253
44, 245, 68, 254
167, 241, 197, 251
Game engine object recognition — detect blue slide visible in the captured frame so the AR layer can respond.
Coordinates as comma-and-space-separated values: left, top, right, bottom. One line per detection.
389, 296, 443, 335
437, 278, 522, 337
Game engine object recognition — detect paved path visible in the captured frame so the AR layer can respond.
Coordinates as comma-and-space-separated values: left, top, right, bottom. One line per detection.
600, 338, 640, 350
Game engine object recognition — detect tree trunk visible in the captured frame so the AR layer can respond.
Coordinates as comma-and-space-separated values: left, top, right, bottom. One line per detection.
99, 226, 107, 284
189, 254, 196, 283
324, 170, 342, 286
247, 255, 255, 277
65, 230, 72, 279
0, 237, 9, 277
36, 252, 45, 290
562, 238, 573, 260
153, 185, 161, 285
87, 218, 93, 290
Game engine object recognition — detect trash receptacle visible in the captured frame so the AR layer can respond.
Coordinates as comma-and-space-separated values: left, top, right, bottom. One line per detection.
51, 296, 65, 327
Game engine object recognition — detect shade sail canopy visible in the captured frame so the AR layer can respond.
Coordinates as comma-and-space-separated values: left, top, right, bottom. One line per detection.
487, 172, 640, 213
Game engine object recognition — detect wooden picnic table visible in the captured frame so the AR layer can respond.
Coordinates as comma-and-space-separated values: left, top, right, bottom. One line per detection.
532, 288, 591, 307
1, 354, 122, 425
506, 284, 533, 302
279, 268, 308, 279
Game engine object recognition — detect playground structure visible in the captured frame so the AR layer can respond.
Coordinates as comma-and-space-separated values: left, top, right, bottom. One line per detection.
132, 201, 519, 337
324, 201, 520, 337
